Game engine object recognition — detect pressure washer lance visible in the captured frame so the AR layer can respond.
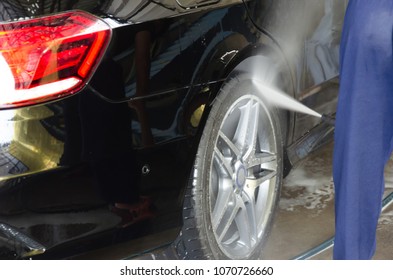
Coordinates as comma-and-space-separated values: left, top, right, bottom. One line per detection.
252, 79, 336, 126
320, 114, 336, 126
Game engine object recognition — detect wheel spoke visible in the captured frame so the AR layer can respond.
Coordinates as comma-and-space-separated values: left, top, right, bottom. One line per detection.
245, 169, 277, 191
244, 151, 277, 169
212, 180, 234, 230
218, 131, 241, 159
213, 146, 234, 178
216, 199, 240, 243
233, 100, 257, 153
242, 102, 260, 161
254, 181, 270, 220
216, 191, 257, 249
234, 193, 257, 249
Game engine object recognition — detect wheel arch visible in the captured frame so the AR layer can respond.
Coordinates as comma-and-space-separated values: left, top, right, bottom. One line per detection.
183, 42, 296, 182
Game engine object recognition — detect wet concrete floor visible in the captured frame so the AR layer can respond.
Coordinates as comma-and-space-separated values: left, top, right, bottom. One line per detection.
262, 141, 393, 260
80, 141, 393, 260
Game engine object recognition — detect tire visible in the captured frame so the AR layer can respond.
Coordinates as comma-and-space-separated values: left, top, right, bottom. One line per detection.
179, 71, 284, 259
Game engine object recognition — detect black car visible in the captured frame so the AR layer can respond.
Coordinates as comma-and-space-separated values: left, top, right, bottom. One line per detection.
0, 0, 346, 260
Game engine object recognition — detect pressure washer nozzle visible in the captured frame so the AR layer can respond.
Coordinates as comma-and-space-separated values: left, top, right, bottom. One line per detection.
321, 114, 336, 126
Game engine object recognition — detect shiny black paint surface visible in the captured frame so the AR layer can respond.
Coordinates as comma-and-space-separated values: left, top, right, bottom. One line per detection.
0, 0, 345, 259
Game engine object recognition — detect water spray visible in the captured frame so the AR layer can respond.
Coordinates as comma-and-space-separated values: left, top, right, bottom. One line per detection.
252, 79, 335, 126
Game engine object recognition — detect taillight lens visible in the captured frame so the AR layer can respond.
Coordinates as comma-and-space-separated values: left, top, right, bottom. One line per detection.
0, 11, 111, 109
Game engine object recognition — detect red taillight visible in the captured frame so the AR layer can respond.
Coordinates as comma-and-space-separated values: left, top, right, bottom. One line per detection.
0, 11, 111, 109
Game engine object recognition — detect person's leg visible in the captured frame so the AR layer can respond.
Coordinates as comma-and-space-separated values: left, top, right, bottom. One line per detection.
333, 0, 393, 260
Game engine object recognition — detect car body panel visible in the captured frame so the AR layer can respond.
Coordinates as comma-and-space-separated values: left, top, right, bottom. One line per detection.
0, 0, 346, 259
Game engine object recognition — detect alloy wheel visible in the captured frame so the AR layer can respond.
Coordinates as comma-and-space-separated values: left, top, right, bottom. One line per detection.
209, 94, 279, 259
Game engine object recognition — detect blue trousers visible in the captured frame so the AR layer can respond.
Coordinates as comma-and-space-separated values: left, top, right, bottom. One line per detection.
333, 0, 393, 259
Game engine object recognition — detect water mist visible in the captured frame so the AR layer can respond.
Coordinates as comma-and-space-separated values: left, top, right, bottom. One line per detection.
252, 79, 322, 118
